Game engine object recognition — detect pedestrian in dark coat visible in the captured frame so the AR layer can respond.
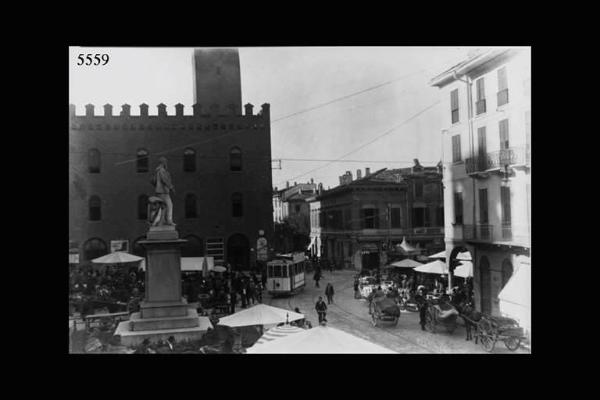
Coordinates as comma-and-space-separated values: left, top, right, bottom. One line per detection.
315, 296, 328, 324
230, 290, 237, 314
415, 287, 428, 331
313, 270, 321, 288
325, 283, 335, 304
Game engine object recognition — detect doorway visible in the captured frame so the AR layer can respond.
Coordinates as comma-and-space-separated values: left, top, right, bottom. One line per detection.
479, 255, 492, 314
227, 233, 250, 271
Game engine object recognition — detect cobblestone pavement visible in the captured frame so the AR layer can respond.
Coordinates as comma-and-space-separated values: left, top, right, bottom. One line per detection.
266, 270, 529, 354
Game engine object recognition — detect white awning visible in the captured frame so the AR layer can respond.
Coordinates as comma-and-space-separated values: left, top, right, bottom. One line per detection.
498, 263, 530, 307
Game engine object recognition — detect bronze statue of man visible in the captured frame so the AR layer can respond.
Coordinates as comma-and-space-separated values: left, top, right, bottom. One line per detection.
149, 156, 175, 226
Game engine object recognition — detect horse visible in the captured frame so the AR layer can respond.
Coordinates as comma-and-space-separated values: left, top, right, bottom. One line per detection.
456, 300, 482, 342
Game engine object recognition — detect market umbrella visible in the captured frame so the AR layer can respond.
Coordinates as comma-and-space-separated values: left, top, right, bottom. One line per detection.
428, 250, 446, 259
217, 304, 304, 328
212, 265, 227, 273
252, 323, 305, 346
456, 251, 472, 261
91, 251, 143, 264
414, 260, 448, 275
246, 325, 396, 354
453, 261, 473, 278
389, 259, 423, 268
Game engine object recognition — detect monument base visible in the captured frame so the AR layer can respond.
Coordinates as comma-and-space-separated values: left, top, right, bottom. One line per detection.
147, 225, 179, 240
115, 316, 213, 348
131, 308, 201, 331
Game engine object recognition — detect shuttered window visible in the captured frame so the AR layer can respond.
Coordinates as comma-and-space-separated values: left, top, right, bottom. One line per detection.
501, 186, 511, 225
391, 207, 401, 228
450, 89, 459, 123
476, 78, 486, 114
479, 188, 488, 223
454, 192, 463, 225
452, 135, 461, 162
499, 119, 509, 150
497, 67, 509, 106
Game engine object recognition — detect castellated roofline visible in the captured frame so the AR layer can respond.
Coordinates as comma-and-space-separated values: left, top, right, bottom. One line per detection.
70, 103, 270, 119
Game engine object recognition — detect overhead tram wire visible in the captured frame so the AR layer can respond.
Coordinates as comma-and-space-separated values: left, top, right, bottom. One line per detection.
270, 69, 427, 123
274, 99, 441, 187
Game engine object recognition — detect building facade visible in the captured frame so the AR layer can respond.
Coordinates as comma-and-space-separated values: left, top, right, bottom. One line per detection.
69, 48, 274, 271
430, 48, 531, 336
308, 162, 444, 270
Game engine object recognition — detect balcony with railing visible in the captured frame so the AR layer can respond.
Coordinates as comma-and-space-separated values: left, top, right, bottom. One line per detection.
466, 146, 530, 176
412, 227, 444, 235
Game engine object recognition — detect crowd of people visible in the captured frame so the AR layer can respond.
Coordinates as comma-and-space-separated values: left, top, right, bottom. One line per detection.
69, 266, 145, 305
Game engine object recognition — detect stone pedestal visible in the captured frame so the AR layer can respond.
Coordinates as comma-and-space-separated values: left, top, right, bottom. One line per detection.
114, 226, 212, 347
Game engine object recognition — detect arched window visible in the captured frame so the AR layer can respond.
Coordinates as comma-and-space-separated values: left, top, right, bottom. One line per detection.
88, 148, 101, 173
230, 147, 242, 171
501, 259, 513, 289
89, 196, 101, 221
232, 192, 243, 217
182, 235, 204, 257
138, 194, 148, 220
137, 149, 149, 173
183, 148, 196, 172
185, 193, 197, 218
83, 237, 108, 261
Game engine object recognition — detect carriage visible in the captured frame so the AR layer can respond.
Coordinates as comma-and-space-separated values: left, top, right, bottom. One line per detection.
266, 252, 306, 296
424, 298, 459, 333
369, 296, 400, 327
476, 315, 526, 352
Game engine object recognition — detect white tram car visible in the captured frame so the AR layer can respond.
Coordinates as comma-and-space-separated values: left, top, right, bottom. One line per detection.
266, 252, 306, 296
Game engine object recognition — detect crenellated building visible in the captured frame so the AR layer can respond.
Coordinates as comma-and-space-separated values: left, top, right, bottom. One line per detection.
69, 48, 273, 271
430, 48, 531, 337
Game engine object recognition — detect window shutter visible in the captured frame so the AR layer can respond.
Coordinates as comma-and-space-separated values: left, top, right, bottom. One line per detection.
476, 78, 485, 100
501, 187, 512, 224
499, 119, 509, 150
479, 189, 488, 223
498, 67, 507, 91
451, 89, 458, 110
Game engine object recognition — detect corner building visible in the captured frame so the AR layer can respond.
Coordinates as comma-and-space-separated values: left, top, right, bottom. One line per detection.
430, 48, 531, 338
69, 48, 273, 271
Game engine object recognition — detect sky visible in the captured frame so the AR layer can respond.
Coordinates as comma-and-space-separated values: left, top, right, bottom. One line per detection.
69, 46, 479, 189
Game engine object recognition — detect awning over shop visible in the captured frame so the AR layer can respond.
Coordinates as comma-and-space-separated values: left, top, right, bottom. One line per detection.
388, 259, 423, 269
453, 261, 473, 278
414, 260, 448, 275
498, 262, 530, 308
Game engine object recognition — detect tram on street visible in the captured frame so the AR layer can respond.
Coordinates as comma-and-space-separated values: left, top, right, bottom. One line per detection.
266, 252, 306, 296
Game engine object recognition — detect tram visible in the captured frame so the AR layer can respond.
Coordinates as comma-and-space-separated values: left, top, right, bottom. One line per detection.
266, 252, 306, 296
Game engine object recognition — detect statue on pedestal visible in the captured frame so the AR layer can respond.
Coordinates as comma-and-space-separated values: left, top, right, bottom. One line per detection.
148, 156, 176, 227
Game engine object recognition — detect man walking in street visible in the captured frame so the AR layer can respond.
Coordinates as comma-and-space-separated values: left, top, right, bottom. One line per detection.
315, 296, 328, 324
415, 286, 428, 331
325, 282, 335, 304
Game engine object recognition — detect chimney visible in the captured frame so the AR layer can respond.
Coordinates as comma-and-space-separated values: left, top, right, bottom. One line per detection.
310, 178, 314, 184
365, 167, 371, 176
318, 183, 323, 195
294, 181, 297, 186
286, 181, 290, 189
356, 169, 362, 179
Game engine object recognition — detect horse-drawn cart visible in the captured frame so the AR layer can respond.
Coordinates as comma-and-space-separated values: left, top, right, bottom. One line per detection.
369, 296, 400, 327
424, 298, 459, 334
477, 315, 525, 352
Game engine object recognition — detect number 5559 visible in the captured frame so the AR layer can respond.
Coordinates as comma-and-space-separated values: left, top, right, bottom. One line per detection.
77, 53, 109, 66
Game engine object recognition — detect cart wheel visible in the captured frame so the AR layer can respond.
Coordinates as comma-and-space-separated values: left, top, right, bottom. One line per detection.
504, 337, 521, 351
480, 334, 495, 352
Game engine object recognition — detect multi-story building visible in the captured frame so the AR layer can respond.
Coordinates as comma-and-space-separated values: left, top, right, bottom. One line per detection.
273, 180, 318, 230
430, 48, 531, 336
69, 48, 274, 271
308, 161, 444, 270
